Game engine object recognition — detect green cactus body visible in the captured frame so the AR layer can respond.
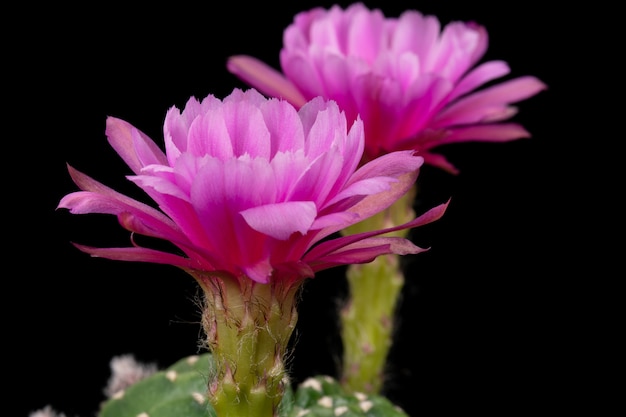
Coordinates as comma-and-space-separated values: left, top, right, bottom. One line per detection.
99, 354, 408, 417
287, 375, 409, 417
99, 354, 217, 417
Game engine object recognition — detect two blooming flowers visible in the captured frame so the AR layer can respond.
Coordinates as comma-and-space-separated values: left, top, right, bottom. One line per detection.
60, 2, 545, 293
58, 3, 545, 414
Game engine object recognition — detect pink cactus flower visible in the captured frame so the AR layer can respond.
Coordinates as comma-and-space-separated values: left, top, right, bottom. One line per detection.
58, 88, 447, 286
227, 2, 546, 173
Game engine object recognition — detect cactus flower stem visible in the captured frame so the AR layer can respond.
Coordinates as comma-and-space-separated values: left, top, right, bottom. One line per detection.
188, 270, 301, 417
339, 186, 417, 395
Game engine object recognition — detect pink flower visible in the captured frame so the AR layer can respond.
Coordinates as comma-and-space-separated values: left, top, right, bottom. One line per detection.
227, 2, 547, 173
58, 88, 447, 285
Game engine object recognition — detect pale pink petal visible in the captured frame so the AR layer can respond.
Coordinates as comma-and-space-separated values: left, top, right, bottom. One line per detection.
346, 5, 385, 61
60, 165, 178, 230
289, 147, 345, 206
310, 211, 360, 230
432, 21, 484, 80
441, 123, 531, 145
259, 98, 306, 155
318, 53, 360, 122
131, 172, 188, 201
105, 117, 167, 175
339, 171, 417, 224
433, 76, 547, 127
186, 106, 234, 160
227, 55, 307, 107
222, 90, 272, 158
59, 188, 194, 253
327, 176, 396, 206
447, 60, 511, 102
347, 150, 422, 186
240, 201, 317, 240
301, 98, 347, 157
465, 22, 489, 66
280, 52, 327, 102
392, 11, 440, 65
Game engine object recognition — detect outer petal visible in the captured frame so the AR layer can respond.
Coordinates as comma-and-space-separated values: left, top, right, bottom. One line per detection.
419, 151, 459, 175
306, 236, 430, 272
433, 76, 547, 128
317, 155, 422, 238
105, 116, 168, 175
59, 165, 180, 238
347, 150, 422, 187
72, 243, 201, 269
447, 60, 511, 102
441, 123, 531, 145
227, 55, 307, 108
304, 199, 449, 263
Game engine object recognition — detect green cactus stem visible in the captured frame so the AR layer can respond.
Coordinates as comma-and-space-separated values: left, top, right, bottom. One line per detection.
339, 186, 416, 395
189, 270, 301, 417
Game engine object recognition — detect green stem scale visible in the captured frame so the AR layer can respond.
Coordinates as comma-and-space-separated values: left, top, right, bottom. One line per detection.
340, 186, 416, 395
190, 271, 301, 417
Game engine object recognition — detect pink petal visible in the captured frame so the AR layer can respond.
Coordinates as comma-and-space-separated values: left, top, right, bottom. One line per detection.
60, 165, 178, 229
306, 199, 449, 262
308, 242, 391, 271
328, 176, 397, 206
289, 147, 345, 205
447, 60, 511, 102
308, 236, 429, 272
432, 21, 485, 81
441, 123, 531, 145
433, 76, 547, 127
392, 11, 441, 65
345, 150, 422, 191
259, 98, 306, 155
130, 172, 188, 201
242, 258, 274, 284
227, 55, 307, 108
310, 211, 360, 230
280, 52, 328, 103
105, 117, 168, 175
58, 188, 191, 249
222, 91, 272, 158
323, 164, 420, 234
72, 243, 200, 269
185, 107, 234, 160
466, 22, 489, 66
420, 152, 459, 175
240, 201, 317, 240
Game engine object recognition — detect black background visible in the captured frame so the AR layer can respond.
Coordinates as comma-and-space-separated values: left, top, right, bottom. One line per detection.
11, 1, 600, 416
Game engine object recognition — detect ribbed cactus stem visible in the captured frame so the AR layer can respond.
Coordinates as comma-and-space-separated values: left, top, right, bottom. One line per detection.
190, 271, 301, 417
340, 185, 416, 395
